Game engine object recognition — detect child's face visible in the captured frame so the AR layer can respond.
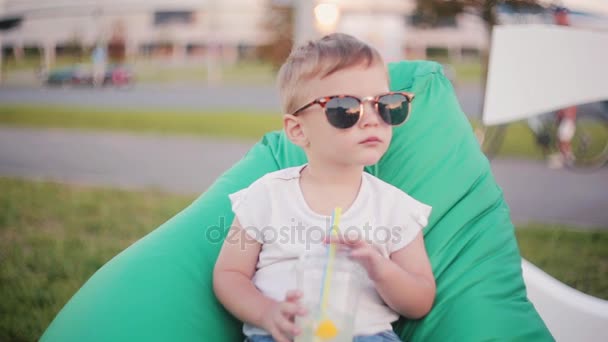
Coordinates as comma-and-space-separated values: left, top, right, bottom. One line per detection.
288, 62, 392, 167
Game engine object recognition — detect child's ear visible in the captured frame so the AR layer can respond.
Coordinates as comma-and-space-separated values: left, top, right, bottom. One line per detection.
283, 114, 309, 148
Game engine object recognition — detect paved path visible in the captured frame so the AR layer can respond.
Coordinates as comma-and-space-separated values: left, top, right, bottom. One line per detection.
0, 127, 606, 228
490, 159, 607, 228
0, 84, 281, 112
2, 84, 606, 119
0, 127, 253, 194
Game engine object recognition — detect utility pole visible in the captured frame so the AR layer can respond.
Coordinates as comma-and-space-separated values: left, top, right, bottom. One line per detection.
294, 0, 317, 47
206, 0, 222, 85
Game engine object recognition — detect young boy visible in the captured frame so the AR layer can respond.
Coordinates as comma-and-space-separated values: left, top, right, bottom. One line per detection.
213, 33, 435, 342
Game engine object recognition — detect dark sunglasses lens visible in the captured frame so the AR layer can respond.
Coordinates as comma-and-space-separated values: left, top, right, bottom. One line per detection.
325, 97, 361, 129
377, 94, 410, 125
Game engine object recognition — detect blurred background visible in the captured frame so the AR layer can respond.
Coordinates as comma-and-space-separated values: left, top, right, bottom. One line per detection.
0, 1, 606, 341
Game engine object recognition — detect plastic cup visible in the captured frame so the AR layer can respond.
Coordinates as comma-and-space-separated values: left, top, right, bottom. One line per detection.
294, 248, 364, 342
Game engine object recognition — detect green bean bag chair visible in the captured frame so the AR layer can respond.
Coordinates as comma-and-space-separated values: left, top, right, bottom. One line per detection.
41, 60, 552, 341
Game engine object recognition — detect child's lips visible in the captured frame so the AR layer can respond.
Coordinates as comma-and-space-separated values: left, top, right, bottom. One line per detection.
359, 136, 382, 144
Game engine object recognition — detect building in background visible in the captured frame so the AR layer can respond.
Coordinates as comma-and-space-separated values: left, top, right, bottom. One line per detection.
1, 0, 607, 70
293, 0, 608, 63
0, 0, 270, 69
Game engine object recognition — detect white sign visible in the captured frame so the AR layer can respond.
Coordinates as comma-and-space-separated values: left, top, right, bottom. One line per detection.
482, 25, 608, 125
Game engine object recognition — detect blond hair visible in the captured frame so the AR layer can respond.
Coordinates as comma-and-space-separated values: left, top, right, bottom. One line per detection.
277, 33, 385, 114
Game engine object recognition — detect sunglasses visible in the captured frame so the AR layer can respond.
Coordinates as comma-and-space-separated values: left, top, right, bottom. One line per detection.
291, 92, 414, 129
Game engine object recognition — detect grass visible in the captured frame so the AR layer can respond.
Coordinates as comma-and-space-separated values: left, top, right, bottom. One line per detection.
515, 224, 608, 300
472, 120, 608, 161
134, 61, 276, 85
423, 58, 484, 84
2, 55, 84, 73
2, 105, 606, 161
0, 105, 282, 141
0, 55, 480, 86
2, 57, 277, 86
0, 178, 606, 341
496, 122, 547, 159
0, 178, 193, 342
4, 56, 481, 87
472, 121, 547, 160
0, 104, 545, 159
451, 61, 483, 84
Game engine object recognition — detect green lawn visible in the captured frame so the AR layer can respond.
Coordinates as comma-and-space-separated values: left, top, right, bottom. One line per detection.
452, 61, 483, 84
0, 178, 192, 342
2, 57, 277, 86
2, 55, 477, 86
516, 225, 608, 299
2, 55, 84, 73
0, 104, 545, 159
2, 105, 606, 162
472, 121, 547, 160
0, 105, 282, 140
0, 178, 606, 341
472, 120, 608, 161
135, 61, 276, 85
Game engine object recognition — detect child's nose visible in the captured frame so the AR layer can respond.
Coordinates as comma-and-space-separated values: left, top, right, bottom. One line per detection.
359, 102, 382, 127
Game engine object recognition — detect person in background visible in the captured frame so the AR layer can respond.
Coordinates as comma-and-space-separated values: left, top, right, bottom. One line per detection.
91, 42, 108, 87
548, 5, 577, 168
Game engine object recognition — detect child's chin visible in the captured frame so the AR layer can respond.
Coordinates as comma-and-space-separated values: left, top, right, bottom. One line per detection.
359, 155, 383, 166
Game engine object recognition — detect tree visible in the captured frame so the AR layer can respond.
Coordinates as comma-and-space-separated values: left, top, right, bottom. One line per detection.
413, 0, 544, 112
64, 30, 85, 61
412, 0, 544, 58
108, 19, 127, 63
413, 0, 543, 32
256, 0, 294, 70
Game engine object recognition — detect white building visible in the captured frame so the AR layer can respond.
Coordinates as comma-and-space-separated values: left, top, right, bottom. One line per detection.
1, 0, 606, 68
0, 0, 270, 66
293, 0, 608, 63
0, 0, 484, 66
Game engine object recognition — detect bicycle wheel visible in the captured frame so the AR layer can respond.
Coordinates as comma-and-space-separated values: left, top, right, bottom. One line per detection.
476, 124, 508, 160
568, 115, 608, 170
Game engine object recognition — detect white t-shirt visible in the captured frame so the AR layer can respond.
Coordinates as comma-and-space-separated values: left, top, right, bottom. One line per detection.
228, 164, 432, 336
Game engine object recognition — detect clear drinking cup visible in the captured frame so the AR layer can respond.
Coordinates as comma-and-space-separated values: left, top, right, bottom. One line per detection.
294, 248, 364, 342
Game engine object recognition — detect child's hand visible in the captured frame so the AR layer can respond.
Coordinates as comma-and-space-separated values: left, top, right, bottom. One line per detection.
261, 289, 307, 342
325, 234, 386, 281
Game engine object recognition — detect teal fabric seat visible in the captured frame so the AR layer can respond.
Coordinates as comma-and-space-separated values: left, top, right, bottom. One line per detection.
41, 60, 552, 341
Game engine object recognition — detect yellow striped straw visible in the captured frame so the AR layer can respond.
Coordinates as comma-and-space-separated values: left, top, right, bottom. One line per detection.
320, 207, 342, 315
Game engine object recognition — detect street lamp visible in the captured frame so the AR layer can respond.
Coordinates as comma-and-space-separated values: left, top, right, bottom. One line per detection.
314, 3, 340, 34
294, 1, 341, 45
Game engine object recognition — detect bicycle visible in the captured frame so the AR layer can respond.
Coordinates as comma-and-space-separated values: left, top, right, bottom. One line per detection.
477, 101, 608, 171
